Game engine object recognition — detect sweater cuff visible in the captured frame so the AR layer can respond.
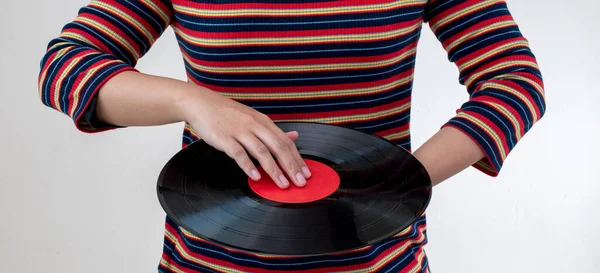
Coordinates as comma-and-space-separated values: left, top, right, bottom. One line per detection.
441, 111, 507, 177
73, 64, 137, 133
80, 95, 126, 131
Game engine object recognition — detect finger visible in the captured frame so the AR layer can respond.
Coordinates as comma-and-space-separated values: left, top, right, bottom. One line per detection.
235, 134, 290, 189
290, 142, 311, 178
285, 131, 299, 141
221, 139, 263, 183
252, 126, 306, 187
268, 125, 310, 178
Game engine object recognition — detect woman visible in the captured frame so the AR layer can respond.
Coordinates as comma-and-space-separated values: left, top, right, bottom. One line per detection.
38, 0, 545, 272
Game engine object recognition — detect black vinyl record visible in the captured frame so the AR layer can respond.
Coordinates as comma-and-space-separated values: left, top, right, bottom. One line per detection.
156, 122, 432, 256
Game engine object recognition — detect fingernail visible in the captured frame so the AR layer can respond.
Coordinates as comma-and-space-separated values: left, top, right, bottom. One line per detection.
251, 169, 261, 180
295, 173, 306, 187
279, 175, 290, 188
302, 166, 311, 178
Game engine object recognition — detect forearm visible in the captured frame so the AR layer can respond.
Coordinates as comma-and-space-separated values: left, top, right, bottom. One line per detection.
413, 127, 485, 186
95, 71, 200, 127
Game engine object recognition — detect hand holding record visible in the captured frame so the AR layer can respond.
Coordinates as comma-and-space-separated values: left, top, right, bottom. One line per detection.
178, 89, 311, 189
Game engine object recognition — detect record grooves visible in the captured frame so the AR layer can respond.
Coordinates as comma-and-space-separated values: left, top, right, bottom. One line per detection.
157, 122, 432, 256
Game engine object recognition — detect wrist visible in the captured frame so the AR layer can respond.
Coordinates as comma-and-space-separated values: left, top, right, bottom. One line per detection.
412, 127, 485, 186
172, 82, 210, 123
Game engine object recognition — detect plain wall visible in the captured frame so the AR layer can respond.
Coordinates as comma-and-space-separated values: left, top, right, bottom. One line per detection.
1, 1, 598, 272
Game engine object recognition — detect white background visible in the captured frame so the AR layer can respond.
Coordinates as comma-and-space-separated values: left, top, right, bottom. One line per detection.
1, 1, 598, 272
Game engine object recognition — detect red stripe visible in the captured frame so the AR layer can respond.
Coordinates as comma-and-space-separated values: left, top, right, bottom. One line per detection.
188, 69, 414, 97
44, 50, 67, 110
63, 58, 116, 118
514, 71, 543, 89
458, 108, 510, 154
455, 36, 526, 68
472, 94, 526, 137
267, 96, 410, 121
160, 252, 203, 273
398, 245, 425, 273
174, 17, 421, 40
465, 54, 538, 90
61, 49, 106, 115
175, 26, 420, 48
375, 123, 410, 136
65, 28, 114, 57
139, 0, 173, 26
429, 0, 495, 27
79, 13, 141, 56
182, 42, 417, 69
176, 0, 422, 16
96, 1, 162, 42
48, 48, 100, 110
441, 15, 514, 48
494, 78, 541, 119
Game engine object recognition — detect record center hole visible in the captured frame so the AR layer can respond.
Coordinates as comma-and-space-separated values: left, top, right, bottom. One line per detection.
248, 159, 340, 203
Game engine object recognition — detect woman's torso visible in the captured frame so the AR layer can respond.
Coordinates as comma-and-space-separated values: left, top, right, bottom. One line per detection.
163, 1, 430, 272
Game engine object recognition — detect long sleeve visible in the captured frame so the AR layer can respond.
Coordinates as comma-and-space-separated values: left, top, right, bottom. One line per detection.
424, 0, 546, 176
38, 0, 173, 132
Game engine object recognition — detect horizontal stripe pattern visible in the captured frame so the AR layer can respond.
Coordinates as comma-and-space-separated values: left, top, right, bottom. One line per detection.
38, 0, 172, 132
37, 0, 545, 272
425, 0, 545, 175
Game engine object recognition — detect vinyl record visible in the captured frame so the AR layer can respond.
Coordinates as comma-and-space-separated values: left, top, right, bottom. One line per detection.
156, 122, 432, 256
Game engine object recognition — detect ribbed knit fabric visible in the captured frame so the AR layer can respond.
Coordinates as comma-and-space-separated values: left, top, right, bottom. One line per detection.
38, 1, 546, 272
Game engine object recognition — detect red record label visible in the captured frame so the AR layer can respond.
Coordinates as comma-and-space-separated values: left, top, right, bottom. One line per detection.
248, 159, 340, 203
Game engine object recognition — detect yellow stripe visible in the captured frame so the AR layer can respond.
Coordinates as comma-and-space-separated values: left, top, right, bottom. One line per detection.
185, 48, 416, 74
381, 129, 411, 141
54, 45, 73, 59
46, 41, 74, 53
216, 75, 413, 100
456, 112, 507, 160
173, 1, 427, 17
458, 40, 529, 71
49, 47, 75, 109
483, 100, 522, 141
60, 32, 102, 52
38, 45, 76, 99
479, 81, 539, 122
495, 74, 545, 97
173, 22, 422, 46
406, 247, 428, 273
142, 0, 171, 24
159, 258, 190, 273
38, 70, 49, 99
74, 17, 139, 60
446, 20, 517, 53
183, 123, 200, 139
475, 159, 496, 173
90, 1, 155, 45
53, 53, 92, 110
465, 60, 539, 88
431, 0, 497, 32
165, 230, 248, 273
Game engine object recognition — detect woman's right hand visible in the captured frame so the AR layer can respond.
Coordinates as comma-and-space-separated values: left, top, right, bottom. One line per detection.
93, 71, 309, 189
177, 85, 311, 189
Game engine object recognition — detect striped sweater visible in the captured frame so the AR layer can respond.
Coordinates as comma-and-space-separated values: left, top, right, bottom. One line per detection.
38, 0, 546, 272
